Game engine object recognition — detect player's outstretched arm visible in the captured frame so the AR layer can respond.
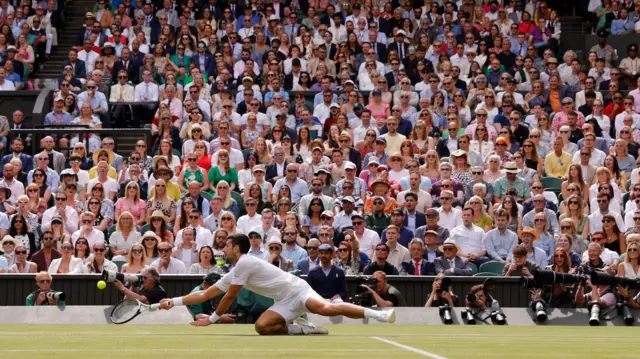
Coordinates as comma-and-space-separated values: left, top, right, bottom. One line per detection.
159, 285, 224, 310
190, 284, 242, 327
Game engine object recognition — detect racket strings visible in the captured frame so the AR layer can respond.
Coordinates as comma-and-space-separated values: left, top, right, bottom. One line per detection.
111, 300, 141, 323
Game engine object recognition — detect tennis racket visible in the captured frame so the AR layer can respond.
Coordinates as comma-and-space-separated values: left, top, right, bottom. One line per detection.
110, 299, 161, 324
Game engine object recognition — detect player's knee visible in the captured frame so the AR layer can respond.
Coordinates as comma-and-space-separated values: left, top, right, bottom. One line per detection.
254, 321, 272, 335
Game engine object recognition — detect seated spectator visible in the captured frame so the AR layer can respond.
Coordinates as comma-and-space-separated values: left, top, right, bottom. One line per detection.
400, 238, 436, 276
151, 241, 186, 274
363, 242, 399, 275
502, 244, 539, 277
434, 238, 474, 276
307, 243, 347, 302
48, 239, 84, 274
265, 237, 293, 272
84, 241, 117, 273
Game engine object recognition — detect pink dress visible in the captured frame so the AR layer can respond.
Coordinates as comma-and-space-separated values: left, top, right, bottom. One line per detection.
365, 103, 390, 121
115, 198, 147, 223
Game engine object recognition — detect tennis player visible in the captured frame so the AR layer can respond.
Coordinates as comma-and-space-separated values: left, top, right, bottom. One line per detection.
159, 233, 396, 335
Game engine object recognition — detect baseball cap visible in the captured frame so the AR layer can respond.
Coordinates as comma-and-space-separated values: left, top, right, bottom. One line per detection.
425, 208, 439, 217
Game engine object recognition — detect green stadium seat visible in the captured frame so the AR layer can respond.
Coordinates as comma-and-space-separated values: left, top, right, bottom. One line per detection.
541, 177, 563, 190
473, 272, 500, 277
479, 261, 506, 275
231, 191, 245, 217
469, 262, 478, 275
199, 191, 212, 201
112, 259, 126, 272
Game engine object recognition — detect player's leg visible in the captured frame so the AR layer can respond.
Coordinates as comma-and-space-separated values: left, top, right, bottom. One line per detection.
305, 296, 396, 323
254, 310, 289, 335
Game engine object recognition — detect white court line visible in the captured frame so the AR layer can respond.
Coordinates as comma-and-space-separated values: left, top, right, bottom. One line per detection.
0, 348, 395, 353
371, 336, 447, 359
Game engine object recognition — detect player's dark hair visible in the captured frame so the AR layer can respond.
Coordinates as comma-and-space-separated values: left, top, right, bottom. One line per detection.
230, 233, 251, 254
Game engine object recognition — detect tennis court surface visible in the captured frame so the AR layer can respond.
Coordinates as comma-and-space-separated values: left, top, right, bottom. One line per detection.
0, 324, 637, 359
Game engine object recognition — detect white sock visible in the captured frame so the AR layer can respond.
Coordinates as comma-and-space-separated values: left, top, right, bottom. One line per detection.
287, 324, 303, 334
364, 308, 383, 320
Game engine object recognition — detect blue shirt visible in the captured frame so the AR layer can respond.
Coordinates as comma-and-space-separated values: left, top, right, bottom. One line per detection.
43, 110, 72, 126
363, 151, 389, 167
611, 18, 635, 35
273, 177, 309, 204
77, 91, 108, 112
381, 226, 415, 248
0, 256, 8, 271
484, 228, 519, 261
399, 176, 433, 191
27, 167, 60, 193
281, 244, 309, 267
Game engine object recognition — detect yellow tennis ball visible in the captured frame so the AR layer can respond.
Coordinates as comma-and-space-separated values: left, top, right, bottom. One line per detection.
97, 280, 106, 290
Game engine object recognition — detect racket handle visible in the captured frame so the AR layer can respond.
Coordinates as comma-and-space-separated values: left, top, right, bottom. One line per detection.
150, 303, 161, 311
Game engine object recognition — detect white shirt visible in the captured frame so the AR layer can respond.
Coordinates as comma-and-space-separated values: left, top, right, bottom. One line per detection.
42, 206, 79, 235
214, 254, 311, 301
250, 225, 281, 245
614, 111, 640, 134
72, 228, 107, 247
397, 190, 433, 213
588, 210, 626, 233
437, 207, 462, 232
61, 168, 90, 188
237, 213, 262, 234
572, 148, 606, 167
357, 228, 381, 259
449, 224, 486, 256
133, 81, 160, 102
240, 112, 270, 133
582, 248, 621, 265
211, 148, 244, 169
386, 243, 411, 271
88, 177, 119, 197
174, 226, 213, 250
151, 257, 186, 274
313, 103, 332, 124
77, 49, 99, 73
0, 80, 16, 90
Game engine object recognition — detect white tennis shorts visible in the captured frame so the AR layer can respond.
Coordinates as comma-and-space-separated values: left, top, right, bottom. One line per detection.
268, 284, 321, 322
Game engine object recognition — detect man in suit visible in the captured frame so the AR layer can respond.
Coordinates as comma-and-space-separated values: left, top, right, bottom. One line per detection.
387, 30, 409, 59
113, 47, 140, 84
401, 192, 427, 233
191, 42, 216, 78
62, 48, 87, 79
30, 232, 61, 272
41, 137, 65, 174
599, 67, 629, 91
2, 138, 32, 172
75, 12, 97, 46
295, 238, 321, 275
150, 13, 174, 44
265, 145, 288, 185
109, 70, 135, 127
400, 238, 436, 275
307, 244, 347, 301
284, 59, 303, 90
434, 239, 474, 276
338, 132, 361, 174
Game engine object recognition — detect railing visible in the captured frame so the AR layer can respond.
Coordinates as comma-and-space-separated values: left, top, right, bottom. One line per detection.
0, 274, 528, 307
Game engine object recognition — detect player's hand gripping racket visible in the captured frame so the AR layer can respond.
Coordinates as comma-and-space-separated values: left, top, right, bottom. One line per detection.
110, 299, 161, 324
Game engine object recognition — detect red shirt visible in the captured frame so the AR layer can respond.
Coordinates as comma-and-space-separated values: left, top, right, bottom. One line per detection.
604, 103, 624, 120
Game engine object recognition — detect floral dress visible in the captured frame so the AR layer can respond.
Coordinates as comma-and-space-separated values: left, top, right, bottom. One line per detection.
146, 198, 177, 218
183, 167, 205, 189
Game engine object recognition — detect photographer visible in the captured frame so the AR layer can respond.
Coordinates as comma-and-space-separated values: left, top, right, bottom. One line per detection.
188, 273, 236, 323
112, 267, 167, 305
574, 276, 617, 310
534, 248, 574, 308
358, 271, 406, 307
465, 284, 500, 311
502, 245, 539, 277
616, 286, 640, 309
581, 232, 619, 275
581, 241, 617, 275
26, 271, 65, 306
425, 274, 457, 308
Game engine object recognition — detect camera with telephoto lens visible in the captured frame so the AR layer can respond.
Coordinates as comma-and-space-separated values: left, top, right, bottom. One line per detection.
348, 276, 378, 307
102, 270, 141, 286
531, 300, 547, 322
46, 291, 66, 301
523, 269, 589, 289
490, 311, 506, 325
589, 271, 640, 290
439, 304, 453, 324
461, 308, 476, 324
617, 301, 635, 326
588, 301, 601, 326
